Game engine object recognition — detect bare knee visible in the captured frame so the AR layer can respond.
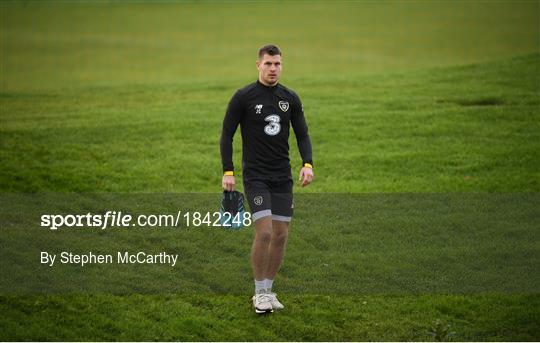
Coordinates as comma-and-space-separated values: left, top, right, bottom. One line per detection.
255, 230, 272, 245
271, 231, 288, 246
254, 218, 273, 245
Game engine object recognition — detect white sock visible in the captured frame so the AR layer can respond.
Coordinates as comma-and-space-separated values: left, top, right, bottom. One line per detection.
254, 279, 266, 293
264, 278, 274, 291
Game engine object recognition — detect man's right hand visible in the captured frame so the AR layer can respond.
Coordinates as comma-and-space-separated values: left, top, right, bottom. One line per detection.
222, 175, 236, 192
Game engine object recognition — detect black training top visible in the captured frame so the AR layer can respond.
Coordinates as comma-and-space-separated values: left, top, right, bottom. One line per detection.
220, 80, 313, 181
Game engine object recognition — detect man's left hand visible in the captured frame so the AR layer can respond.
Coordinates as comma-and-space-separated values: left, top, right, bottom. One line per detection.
299, 167, 314, 187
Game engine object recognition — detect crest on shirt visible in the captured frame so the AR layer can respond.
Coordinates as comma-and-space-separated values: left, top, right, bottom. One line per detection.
278, 101, 289, 112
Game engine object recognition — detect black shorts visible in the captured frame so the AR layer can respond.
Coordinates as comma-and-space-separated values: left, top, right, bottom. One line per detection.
243, 178, 294, 222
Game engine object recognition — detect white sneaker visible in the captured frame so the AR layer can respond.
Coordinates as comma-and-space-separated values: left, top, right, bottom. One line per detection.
252, 291, 273, 314
267, 292, 284, 310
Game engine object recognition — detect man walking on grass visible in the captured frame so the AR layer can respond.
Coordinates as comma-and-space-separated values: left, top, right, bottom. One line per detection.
220, 44, 314, 314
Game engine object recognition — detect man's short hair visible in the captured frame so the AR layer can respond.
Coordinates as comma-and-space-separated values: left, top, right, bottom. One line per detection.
258, 44, 282, 59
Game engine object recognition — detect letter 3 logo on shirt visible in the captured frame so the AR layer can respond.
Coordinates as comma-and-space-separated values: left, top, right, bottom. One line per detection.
254, 196, 263, 206
264, 114, 281, 136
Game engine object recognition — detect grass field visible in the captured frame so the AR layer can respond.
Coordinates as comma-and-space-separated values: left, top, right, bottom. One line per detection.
1, 1, 539, 341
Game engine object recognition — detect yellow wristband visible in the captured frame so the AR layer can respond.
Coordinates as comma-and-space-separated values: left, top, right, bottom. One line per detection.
303, 163, 313, 169
224, 171, 234, 176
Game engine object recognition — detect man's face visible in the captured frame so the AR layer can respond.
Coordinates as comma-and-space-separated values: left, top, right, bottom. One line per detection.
257, 54, 282, 86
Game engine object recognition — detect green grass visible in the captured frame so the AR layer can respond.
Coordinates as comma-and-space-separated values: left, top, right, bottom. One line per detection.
1, 54, 539, 192
2, 1, 539, 89
1, 294, 539, 341
1, 1, 539, 341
